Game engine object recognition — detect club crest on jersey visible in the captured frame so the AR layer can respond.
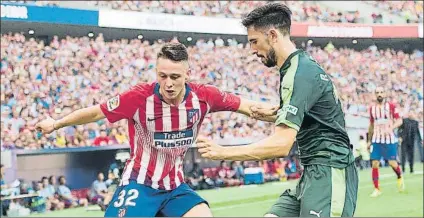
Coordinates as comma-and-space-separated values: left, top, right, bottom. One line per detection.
187, 109, 200, 124
107, 95, 120, 111
118, 208, 127, 217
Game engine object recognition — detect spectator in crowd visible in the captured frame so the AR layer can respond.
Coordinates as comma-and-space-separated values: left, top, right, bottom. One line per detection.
30, 181, 47, 213
186, 162, 205, 190
89, 172, 108, 205
56, 176, 88, 208
354, 136, 370, 170
40, 176, 64, 211
399, 111, 423, 173
229, 161, 244, 181
215, 161, 230, 187
93, 130, 111, 146
284, 156, 301, 180
261, 160, 280, 182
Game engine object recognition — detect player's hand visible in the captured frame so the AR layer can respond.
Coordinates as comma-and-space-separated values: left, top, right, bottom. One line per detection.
35, 115, 57, 134
196, 137, 226, 160
251, 104, 279, 118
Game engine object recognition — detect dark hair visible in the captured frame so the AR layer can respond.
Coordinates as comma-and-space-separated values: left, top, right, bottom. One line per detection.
360, 135, 364, 140
157, 42, 188, 62
242, 2, 292, 35
41, 176, 47, 181
58, 176, 65, 184
48, 175, 55, 184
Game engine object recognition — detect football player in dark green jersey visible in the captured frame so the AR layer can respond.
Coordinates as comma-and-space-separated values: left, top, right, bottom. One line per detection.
197, 3, 358, 217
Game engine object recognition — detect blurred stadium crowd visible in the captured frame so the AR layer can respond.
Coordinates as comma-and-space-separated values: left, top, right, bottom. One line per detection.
1, 32, 423, 150
3, 0, 423, 23
1, 156, 302, 214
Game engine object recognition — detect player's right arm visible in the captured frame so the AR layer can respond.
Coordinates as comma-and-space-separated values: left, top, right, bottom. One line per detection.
36, 106, 105, 134
199, 84, 278, 122
367, 106, 374, 148
36, 84, 145, 134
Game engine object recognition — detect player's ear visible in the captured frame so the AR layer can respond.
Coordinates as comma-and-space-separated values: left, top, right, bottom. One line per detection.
185, 69, 191, 81
268, 29, 279, 44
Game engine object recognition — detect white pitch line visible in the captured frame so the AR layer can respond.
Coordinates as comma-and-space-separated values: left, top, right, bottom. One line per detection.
211, 176, 422, 211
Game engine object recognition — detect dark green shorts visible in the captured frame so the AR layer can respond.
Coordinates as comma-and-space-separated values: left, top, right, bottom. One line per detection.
266, 163, 358, 217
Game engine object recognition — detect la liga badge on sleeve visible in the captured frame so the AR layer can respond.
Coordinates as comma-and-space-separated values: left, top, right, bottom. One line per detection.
107, 95, 120, 111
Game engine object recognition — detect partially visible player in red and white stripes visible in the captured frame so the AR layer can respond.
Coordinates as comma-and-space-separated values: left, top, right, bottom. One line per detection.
368, 86, 404, 198
35, 42, 278, 217
369, 101, 400, 144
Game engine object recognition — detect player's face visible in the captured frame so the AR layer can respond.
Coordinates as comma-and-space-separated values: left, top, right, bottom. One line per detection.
375, 87, 386, 103
247, 27, 278, 67
156, 58, 189, 102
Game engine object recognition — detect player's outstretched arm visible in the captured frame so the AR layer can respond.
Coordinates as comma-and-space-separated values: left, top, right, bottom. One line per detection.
237, 98, 279, 122
36, 105, 106, 134
197, 124, 296, 161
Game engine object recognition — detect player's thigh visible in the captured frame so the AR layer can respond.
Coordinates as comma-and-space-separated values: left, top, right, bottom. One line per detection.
299, 165, 332, 217
159, 183, 210, 217
300, 164, 356, 217
182, 203, 212, 217
104, 181, 165, 217
383, 143, 398, 161
370, 143, 383, 161
341, 163, 359, 217
265, 189, 300, 217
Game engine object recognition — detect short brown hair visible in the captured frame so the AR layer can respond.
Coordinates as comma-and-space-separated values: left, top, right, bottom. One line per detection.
157, 42, 188, 62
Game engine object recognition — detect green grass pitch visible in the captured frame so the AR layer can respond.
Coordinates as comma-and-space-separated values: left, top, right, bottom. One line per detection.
30, 164, 423, 217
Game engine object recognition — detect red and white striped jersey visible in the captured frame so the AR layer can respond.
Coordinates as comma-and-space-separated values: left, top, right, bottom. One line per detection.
100, 82, 240, 190
369, 102, 400, 144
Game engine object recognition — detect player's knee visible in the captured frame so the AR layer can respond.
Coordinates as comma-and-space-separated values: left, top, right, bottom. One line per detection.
183, 203, 212, 217
371, 161, 380, 168
388, 160, 398, 167
264, 213, 279, 217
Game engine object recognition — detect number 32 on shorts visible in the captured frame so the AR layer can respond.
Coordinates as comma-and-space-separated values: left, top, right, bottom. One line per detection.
114, 189, 139, 207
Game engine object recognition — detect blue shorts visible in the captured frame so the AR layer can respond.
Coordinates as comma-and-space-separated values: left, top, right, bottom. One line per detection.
104, 180, 208, 217
370, 143, 398, 161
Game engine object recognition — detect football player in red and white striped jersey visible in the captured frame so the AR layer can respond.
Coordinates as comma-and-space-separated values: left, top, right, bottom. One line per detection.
368, 86, 404, 197
36, 42, 277, 217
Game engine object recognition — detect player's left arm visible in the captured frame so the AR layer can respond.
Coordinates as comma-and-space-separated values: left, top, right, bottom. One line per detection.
391, 103, 403, 129
236, 98, 279, 122
198, 72, 323, 161
203, 85, 278, 122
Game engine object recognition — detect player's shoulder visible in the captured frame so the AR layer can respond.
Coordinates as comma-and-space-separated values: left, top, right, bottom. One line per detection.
127, 82, 156, 97
188, 82, 220, 94
295, 51, 327, 81
188, 82, 225, 101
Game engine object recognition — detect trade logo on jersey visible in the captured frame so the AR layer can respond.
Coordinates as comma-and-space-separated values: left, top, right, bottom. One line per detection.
187, 109, 200, 124
154, 129, 194, 149
107, 95, 120, 111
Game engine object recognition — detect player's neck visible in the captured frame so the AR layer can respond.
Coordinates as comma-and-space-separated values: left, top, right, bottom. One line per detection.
161, 88, 186, 106
376, 100, 386, 105
276, 39, 297, 69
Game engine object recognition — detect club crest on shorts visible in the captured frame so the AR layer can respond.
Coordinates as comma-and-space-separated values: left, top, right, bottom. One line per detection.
118, 207, 127, 217
107, 95, 120, 111
187, 109, 200, 124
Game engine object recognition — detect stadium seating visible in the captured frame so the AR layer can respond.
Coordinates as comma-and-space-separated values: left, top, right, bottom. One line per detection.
1, 33, 422, 150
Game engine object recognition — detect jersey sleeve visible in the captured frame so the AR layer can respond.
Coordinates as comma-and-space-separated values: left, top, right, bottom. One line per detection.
390, 103, 400, 119
100, 84, 146, 123
369, 106, 374, 124
201, 85, 241, 113
275, 72, 324, 131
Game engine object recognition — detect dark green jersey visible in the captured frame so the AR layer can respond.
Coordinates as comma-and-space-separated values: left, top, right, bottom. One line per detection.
276, 50, 354, 168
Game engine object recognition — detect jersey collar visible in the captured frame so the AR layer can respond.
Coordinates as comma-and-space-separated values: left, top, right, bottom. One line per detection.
279, 49, 303, 75
154, 83, 191, 103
